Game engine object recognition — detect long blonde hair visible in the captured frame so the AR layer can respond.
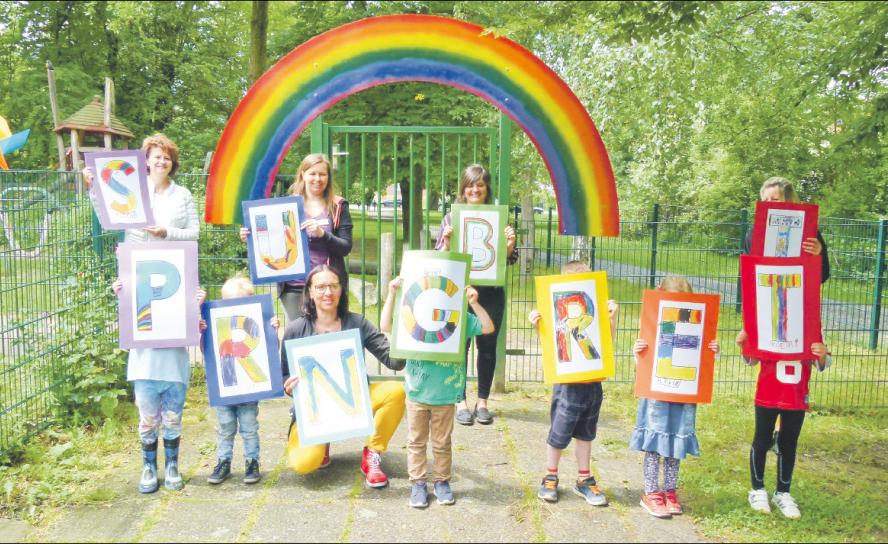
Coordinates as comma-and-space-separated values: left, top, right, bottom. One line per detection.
288, 153, 336, 215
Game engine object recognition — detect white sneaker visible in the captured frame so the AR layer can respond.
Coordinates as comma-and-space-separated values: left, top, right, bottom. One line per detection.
772, 492, 801, 519
748, 489, 771, 514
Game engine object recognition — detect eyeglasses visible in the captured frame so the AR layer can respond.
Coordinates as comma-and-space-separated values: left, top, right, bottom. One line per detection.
311, 283, 342, 294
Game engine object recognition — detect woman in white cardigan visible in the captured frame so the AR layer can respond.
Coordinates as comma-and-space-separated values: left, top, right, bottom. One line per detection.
84, 134, 200, 494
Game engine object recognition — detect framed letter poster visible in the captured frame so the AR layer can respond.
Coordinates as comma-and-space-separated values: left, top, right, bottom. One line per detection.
242, 196, 311, 285
284, 329, 374, 446
118, 241, 199, 349
201, 294, 284, 406
750, 201, 819, 257
390, 250, 471, 363
85, 150, 155, 230
741, 255, 821, 361
635, 290, 720, 404
534, 271, 614, 384
451, 204, 508, 286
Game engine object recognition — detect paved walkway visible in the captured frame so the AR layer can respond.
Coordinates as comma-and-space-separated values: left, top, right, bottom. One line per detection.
16, 386, 705, 543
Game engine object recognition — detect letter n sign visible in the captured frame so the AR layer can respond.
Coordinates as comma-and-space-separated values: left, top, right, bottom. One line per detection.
451, 204, 508, 286
284, 329, 375, 446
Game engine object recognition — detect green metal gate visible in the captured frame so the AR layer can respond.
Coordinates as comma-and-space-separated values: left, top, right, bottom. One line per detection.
309, 114, 513, 389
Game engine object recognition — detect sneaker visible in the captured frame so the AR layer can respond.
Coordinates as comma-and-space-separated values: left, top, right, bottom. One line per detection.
409, 481, 429, 508
455, 409, 474, 426
319, 444, 331, 469
434, 480, 455, 505
207, 459, 231, 485
474, 405, 493, 425
772, 491, 801, 519
748, 488, 771, 514
573, 476, 608, 506
244, 458, 261, 485
361, 447, 389, 488
663, 489, 683, 515
640, 492, 672, 519
537, 474, 559, 503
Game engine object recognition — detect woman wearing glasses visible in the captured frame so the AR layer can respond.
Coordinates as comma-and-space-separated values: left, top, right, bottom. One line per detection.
279, 264, 406, 489
241, 153, 354, 323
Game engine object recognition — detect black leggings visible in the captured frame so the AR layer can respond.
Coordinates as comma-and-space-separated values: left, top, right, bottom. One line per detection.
749, 406, 806, 493
463, 286, 506, 401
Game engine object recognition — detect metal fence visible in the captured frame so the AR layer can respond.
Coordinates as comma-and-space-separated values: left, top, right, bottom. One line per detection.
2, 170, 886, 453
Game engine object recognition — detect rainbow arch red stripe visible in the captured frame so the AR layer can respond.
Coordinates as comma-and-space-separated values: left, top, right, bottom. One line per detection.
205, 15, 619, 236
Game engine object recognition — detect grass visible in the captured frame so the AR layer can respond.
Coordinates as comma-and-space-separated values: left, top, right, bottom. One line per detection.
600, 382, 888, 543
0, 405, 136, 523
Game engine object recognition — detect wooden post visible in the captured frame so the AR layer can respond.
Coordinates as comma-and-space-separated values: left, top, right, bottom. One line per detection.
379, 232, 394, 300
103, 78, 113, 150
46, 61, 66, 170
71, 130, 82, 194
202, 151, 214, 175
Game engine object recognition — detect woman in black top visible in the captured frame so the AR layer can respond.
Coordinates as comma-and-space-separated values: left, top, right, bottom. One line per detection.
436, 164, 518, 426
280, 264, 404, 489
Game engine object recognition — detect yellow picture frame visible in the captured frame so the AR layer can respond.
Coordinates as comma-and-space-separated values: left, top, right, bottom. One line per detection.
534, 271, 614, 384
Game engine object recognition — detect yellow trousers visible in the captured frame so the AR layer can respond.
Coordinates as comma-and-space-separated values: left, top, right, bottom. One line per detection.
287, 380, 406, 475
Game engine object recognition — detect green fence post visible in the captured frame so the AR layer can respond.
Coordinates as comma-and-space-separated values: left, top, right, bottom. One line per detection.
493, 112, 512, 395
91, 209, 103, 258
590, 236, 596, 271
869, 219, 887, 349
649, 203, 660, 288
546, 207, 553, 268
736, 208, 749, 314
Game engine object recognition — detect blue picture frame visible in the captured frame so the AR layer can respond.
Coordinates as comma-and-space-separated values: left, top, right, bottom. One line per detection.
201, 294, 284, 407
284, 329, 375, 446
242, 196, 312, 285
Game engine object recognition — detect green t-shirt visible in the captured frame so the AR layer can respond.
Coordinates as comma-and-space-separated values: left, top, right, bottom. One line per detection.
405, 313, 484, 405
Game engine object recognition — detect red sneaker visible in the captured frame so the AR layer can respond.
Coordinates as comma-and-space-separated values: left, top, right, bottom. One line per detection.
664, 489, 683, 515
640, 492, 672, 519
319, 444, 331, 469
361, 447, 389, 488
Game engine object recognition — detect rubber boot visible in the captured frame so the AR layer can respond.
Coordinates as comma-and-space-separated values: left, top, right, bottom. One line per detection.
139, 440, 159, 494
163, 437, 184, 491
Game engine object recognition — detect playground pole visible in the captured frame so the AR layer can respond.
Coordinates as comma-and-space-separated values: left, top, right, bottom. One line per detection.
45, 61, 66, 171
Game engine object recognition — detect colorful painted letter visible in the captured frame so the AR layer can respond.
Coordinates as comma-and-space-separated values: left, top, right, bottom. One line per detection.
216, 315, 267, 387
534, 271, 615, 384
256, 210, 299, 270
391, 251, 471, 362
740, 255, 820, 361
135, 260, 181, 331
401, 275, 461, 343
298, 349, 362, 423
463, 218, 495, 272
554, 291, 599, 362
635, 290, 719, 403
243, 197, 311, 285
101, 160, 138, 214
655, 307, 702, 382
285, 329, 375, 445
758, 273, 802, 343
118, 241, 199, 349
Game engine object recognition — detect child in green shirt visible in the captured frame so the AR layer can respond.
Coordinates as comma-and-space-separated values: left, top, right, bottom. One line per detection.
381, 275, 494, 508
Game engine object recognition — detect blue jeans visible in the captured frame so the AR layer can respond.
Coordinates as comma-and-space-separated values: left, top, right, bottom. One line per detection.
215, 402, 260, 461
133, 380, 188, 444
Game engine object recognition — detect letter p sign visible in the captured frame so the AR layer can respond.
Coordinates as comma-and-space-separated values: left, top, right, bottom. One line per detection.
136, 260, 181, 331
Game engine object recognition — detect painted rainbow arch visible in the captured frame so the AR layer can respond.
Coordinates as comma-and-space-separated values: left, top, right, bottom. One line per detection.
205, 14, 619, 236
